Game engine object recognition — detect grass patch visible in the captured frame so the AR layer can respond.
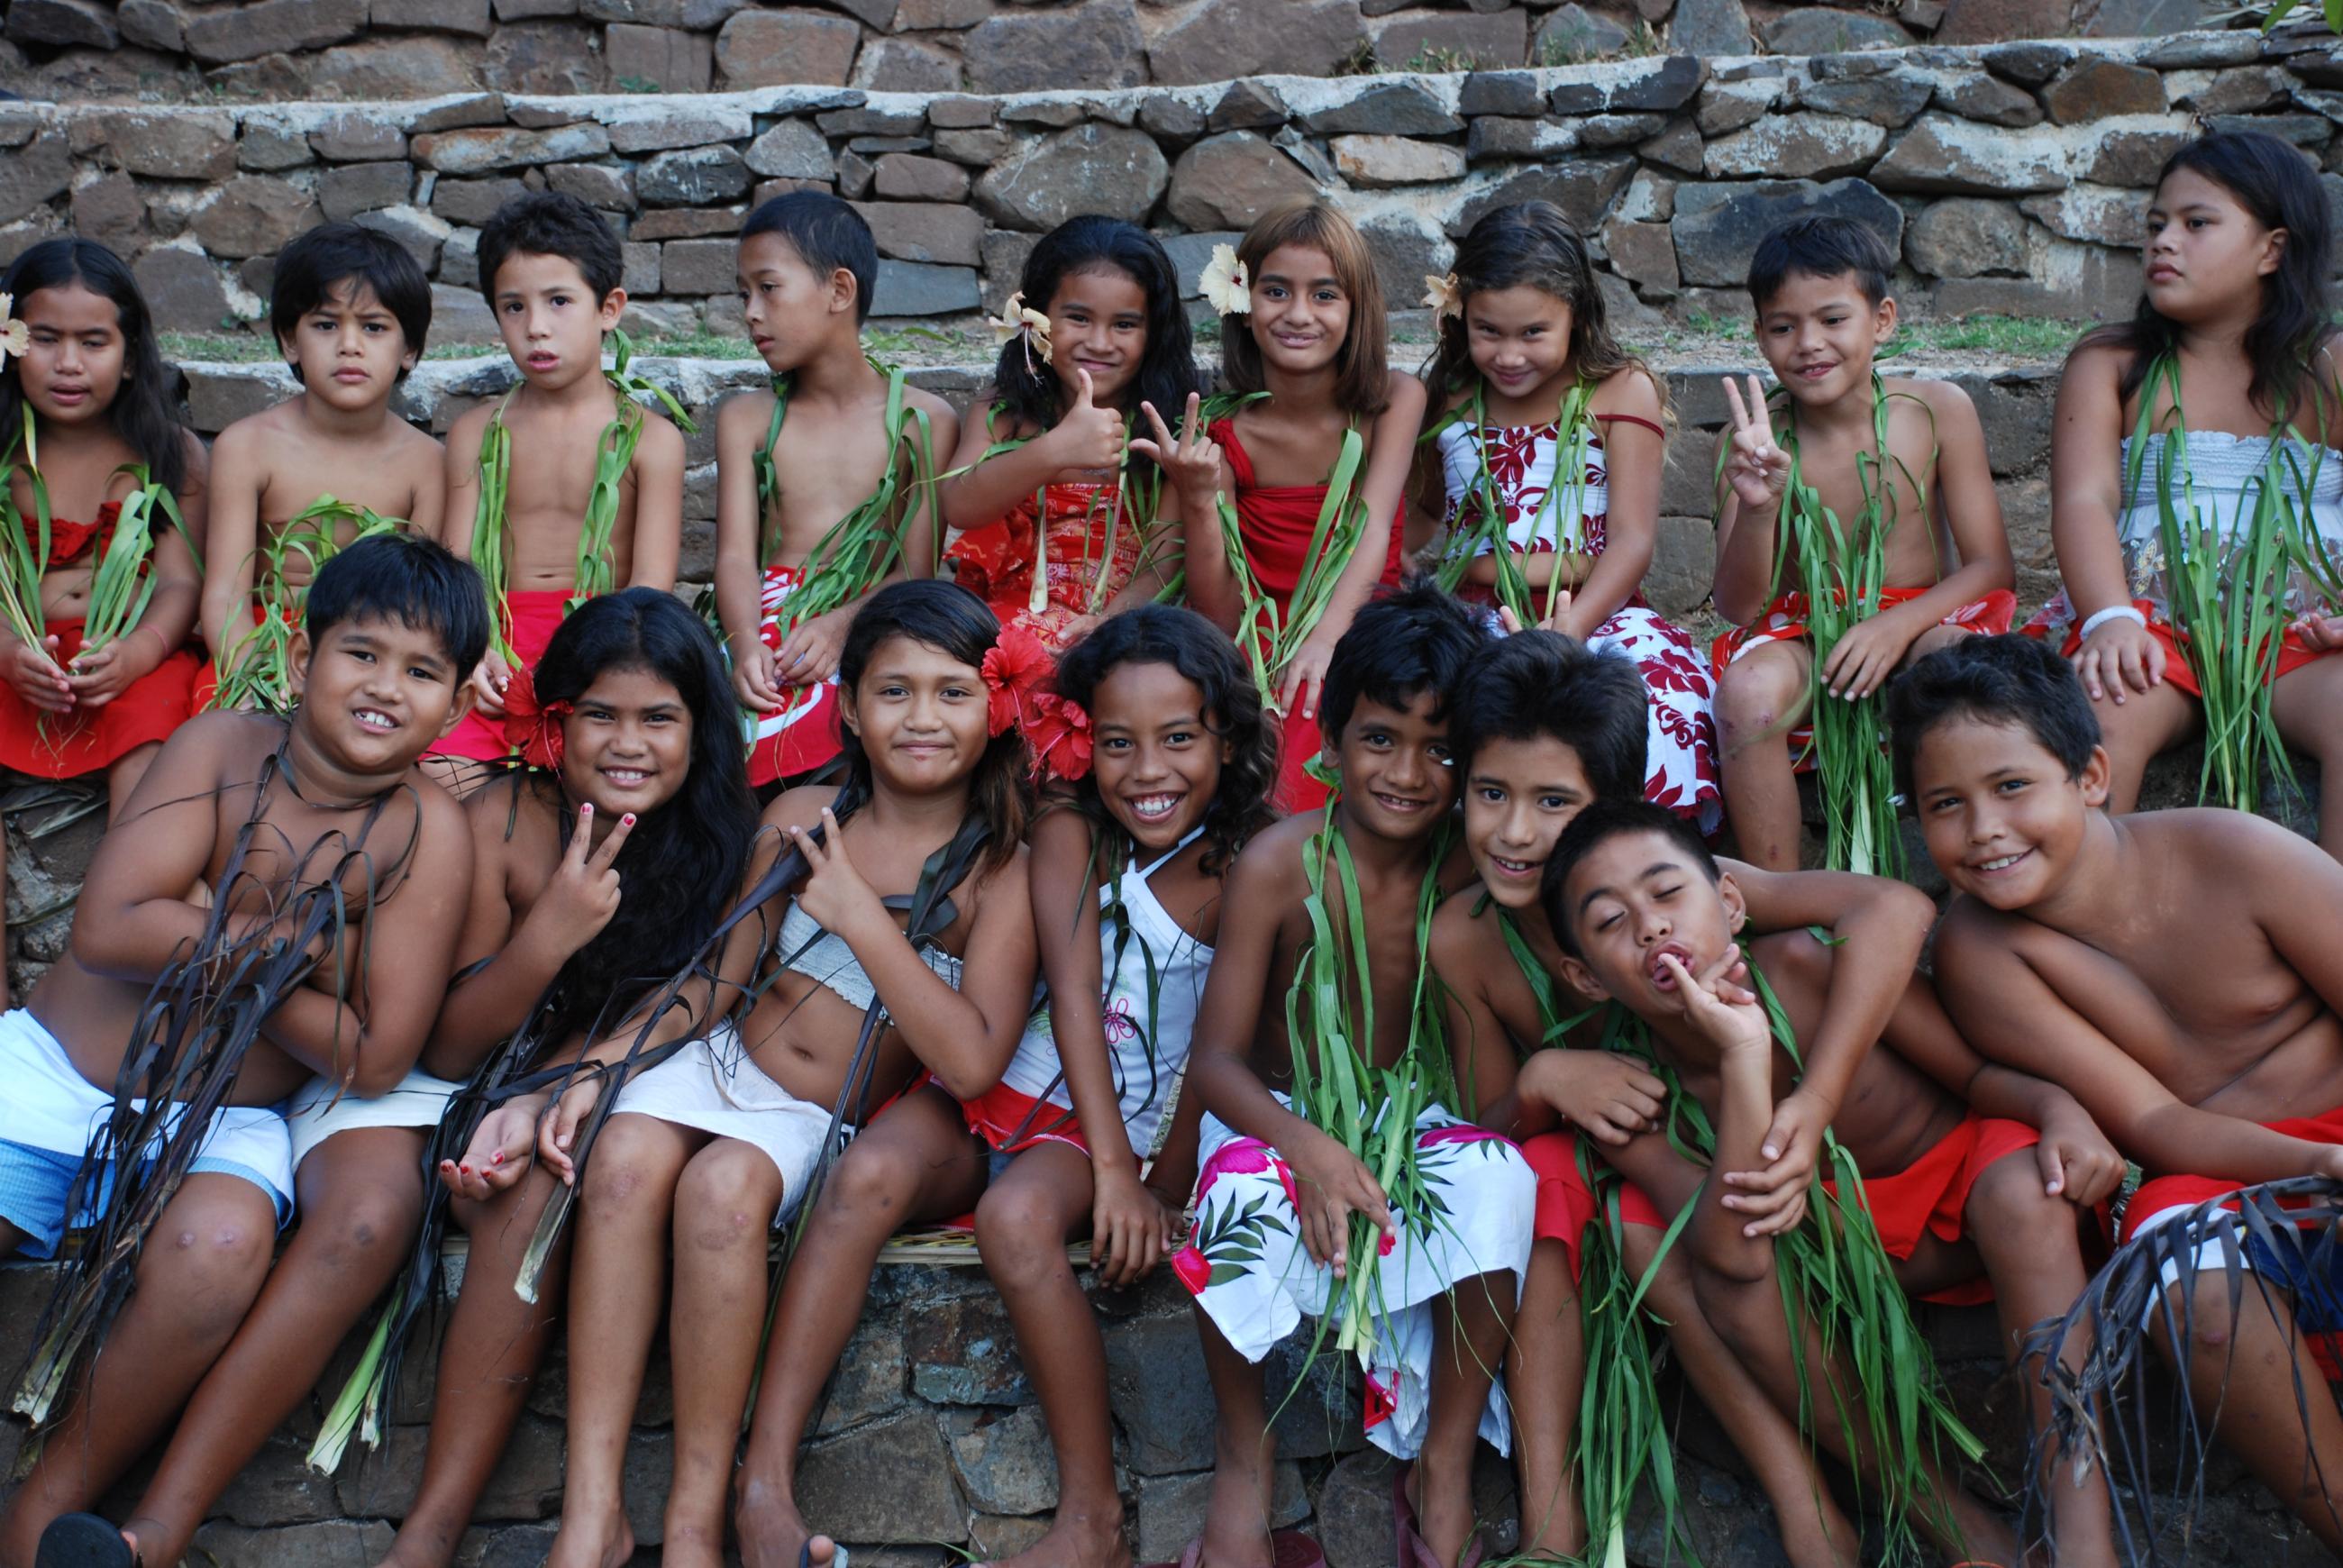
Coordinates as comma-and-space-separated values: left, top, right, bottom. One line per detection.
1661, 314, 2084, 361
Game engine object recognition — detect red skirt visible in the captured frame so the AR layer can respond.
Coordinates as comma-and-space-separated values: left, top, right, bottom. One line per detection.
431, 589, 573, 762
0, 619, 200, 779
1215, 418, 1404, 814
2031, 597, 2334, 700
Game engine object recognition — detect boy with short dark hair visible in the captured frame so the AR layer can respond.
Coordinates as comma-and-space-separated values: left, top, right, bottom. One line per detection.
0, 531, 485, 1568
1177, 581, 1536, 1568
201, 222, 445, 713
716, 192, 957, 786
1711, 214, 2015, 871
1896, 632, 2343, 1554
1429, 629, 1971, 1564
436, 191, 686, 772
1543, 799, 2106, 1568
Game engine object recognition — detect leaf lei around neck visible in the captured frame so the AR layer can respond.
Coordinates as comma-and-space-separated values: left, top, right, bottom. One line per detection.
1196, 389, 1372, 716
968, 398, 1166, 618
1427, 374, 1597, 626
753, 358, 936, 625
213, 497, 404, 714
469, 328, 695, 663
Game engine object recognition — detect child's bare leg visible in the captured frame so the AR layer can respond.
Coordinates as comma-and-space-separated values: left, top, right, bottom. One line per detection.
379, 1162, 569, 1568
1619, 1224, 1855, 1568
2272, 658, 2343, 860
1957, 1153, 2114, 1568
0, 1216, 26, 1255
552, 1111, 701, 1568
2083, 680, 2194, 816
1691, 1258, 2018, 1566
2148, 1271, 2343, 1554
1506, 1239, 1584, 1562
105, 741, 160, 822
1195, 1308, 1275, 1568
1713, 642, 1810, 872
120, 1129, 426, 1568
972, 1143, 1124, 1568
1413, 1272, 1517, 1568
0, 1174, 277, 1566
734, 1089, 984, 1568
663, 1137, 786, 1568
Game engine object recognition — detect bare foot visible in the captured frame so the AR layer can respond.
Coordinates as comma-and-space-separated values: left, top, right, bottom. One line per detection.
659, 1517, 729, 1568
982, 1502, 1130, 1568
545, 1506, 634, 1568
370, 1513, 464, 1568
1197, 1447, 1275, 1568
1412, 1454, 1476, 1568
734, 1481, 814, 1568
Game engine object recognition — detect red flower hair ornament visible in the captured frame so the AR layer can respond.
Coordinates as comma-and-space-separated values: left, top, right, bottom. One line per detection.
499, 659, 571, 772
980, 622, 1092, 783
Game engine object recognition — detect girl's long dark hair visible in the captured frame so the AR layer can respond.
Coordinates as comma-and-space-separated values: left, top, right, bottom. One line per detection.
986, 214, 1198, 475
1422, 201, 1669, 428
1051, 604, 1275, 878
525, 588, 758, 1041
837, 579, 1030, 872
0, 238, 187, 494
2080, 129, 2336, 424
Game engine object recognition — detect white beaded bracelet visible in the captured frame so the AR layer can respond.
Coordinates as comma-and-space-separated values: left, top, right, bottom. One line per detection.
2078, 605, 2147, 642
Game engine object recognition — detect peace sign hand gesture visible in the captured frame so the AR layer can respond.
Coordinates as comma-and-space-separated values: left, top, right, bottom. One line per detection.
1720, 374, 1792, 513
786, 807, 890, 948
525, 801, 634, 960
1131, 393, 1225, 510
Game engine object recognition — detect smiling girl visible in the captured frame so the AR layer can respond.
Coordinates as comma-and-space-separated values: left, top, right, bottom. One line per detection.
2031, 129, 2343, 853
960, 605, 1274, 1568
544, 580, 1034, 1568
1416, 203, 1719, 834
942, 216, 1199, 653
0, 239, 208, 1009
1150, 199, 1421, 811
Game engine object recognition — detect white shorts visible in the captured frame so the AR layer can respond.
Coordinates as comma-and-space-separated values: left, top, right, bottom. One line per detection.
285, 1066, 463, 1171
608, 1026, 846, 1224
0, 1007, 293, 1257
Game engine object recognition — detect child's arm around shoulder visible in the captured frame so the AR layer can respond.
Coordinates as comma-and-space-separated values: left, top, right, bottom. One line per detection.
624, 406, 686, 593
1933, 889, 2343, 1184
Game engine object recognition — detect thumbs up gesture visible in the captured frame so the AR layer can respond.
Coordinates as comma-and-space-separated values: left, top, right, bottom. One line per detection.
1051, 368, 1130, 476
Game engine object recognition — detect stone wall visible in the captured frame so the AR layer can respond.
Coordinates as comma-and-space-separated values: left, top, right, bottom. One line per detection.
0, 0, 2241, 105
14, 31, 2343, 353
2, 1247, 2328, 1568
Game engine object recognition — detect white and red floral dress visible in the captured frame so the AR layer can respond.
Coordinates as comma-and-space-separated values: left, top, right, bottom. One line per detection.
1436, 414, 1722, 833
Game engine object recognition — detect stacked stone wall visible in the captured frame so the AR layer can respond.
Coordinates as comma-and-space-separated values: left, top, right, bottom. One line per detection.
12, 32, 2343, 351
0, 0, 2244, 106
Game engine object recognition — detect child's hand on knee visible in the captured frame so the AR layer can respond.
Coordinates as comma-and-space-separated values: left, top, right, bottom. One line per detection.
1287, 1129, 1392, 1275
2074, 615, 2164, 702
2035, 1096, 2123, 1206
1091, 1162, 1177, 1288
2291, 612, 2343, 652
442, 1100, 542, 1200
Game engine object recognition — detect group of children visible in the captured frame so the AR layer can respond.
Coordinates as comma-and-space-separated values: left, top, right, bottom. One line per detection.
0, 118, 2338, 1568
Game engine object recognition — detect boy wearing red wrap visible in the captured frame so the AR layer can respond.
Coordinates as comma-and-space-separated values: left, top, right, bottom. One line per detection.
1545, 801, 2118, 1567
1711, 216, 2014, 870
716, 194, 956, 789
1898, 632, 2343, 1555
436, 193, 685, 778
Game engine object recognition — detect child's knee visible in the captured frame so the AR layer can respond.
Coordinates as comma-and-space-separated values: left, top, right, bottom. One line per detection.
1965, 1152, 2069, 1248
674, 1144, 782, 1253
971, 1178, 1064, 1262
818, 1139, 916, 1222
1690, 1264, 1774, 1349
307, 1182, 424, 1268
148, 1199, 274, 1314
578, 1118, 671, 1213
1713, 652, 1803, 740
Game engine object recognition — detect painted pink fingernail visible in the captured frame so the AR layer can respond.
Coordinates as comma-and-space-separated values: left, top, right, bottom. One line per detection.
622, 813, 635, 825
492, 1152, 505, 1164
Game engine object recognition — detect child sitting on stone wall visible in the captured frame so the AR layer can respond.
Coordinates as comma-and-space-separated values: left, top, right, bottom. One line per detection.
716, 192, 958, 789
198, 222, 445, 715
433, 191, 687, 781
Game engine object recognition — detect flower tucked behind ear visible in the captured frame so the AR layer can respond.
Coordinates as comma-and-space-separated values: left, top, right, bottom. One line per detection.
980, 622, 1055, 736
0, 294, 24, 359
1199, 244, 1251, 316
990, 289, 1053, 371
1422, 272, 1463, 320
512, 697, 570, 772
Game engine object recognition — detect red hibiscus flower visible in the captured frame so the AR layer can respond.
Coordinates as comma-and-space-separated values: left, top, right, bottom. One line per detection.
1172, 1243, 1212, 1296
499, 659, 570, 771
981, 622, 1055, 736
1027, 691, 1092, 783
